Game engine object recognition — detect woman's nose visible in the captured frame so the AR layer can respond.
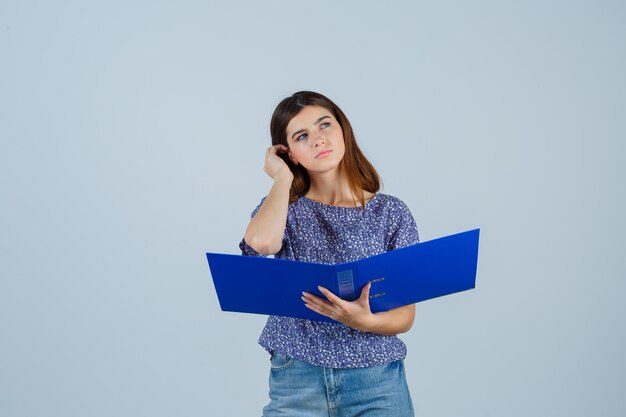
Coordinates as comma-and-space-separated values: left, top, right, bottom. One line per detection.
313, 135, 326, 147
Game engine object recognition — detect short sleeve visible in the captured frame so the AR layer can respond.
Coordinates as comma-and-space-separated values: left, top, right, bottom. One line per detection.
387, 200, 420, 251
239, 196, 269, 257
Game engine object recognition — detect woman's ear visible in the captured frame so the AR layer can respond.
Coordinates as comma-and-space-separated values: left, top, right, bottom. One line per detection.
288, 151, 299, 166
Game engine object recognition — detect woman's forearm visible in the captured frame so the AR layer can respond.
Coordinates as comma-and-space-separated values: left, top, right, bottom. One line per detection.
243, 174, 292, 255
366, 304, 415, 336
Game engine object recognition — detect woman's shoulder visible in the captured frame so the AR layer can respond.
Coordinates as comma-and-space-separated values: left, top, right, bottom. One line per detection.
373, 192, 410, 210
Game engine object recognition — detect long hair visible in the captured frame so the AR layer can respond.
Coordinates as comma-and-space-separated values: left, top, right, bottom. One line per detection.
270, 91, 381, 208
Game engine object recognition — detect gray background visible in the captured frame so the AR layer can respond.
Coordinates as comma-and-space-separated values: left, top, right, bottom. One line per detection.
1, 1, 624, 416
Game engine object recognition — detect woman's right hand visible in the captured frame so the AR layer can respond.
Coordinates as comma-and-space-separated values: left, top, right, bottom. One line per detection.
264, 144, 294, 182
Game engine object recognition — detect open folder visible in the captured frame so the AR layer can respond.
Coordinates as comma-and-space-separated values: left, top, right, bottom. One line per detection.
206, 228, 480, 323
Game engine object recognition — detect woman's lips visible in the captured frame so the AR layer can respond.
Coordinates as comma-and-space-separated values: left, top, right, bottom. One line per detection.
315, 149, 333, 159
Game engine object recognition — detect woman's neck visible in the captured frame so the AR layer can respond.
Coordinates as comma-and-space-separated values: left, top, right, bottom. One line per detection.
305, 169, 373, 207
305, 169, 350, 205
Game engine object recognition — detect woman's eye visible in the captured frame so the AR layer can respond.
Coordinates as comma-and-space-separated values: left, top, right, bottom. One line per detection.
295, 123, 329, 141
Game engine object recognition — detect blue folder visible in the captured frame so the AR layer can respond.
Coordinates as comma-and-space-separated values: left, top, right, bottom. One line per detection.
206, 228, 480, 323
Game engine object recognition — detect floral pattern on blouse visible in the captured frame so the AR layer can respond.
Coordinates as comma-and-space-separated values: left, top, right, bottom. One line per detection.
239, 193, 419, 368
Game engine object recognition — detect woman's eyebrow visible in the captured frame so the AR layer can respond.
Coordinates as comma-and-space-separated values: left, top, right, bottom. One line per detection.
290, 116, 331, 140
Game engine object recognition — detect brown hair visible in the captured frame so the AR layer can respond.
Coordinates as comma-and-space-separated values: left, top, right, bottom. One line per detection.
270, 91, 381, 208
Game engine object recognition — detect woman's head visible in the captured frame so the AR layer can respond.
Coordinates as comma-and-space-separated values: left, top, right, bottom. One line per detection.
270, 91, 380, 206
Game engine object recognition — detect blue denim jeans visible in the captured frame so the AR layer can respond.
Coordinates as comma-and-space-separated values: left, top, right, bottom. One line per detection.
262, 352, 414, 417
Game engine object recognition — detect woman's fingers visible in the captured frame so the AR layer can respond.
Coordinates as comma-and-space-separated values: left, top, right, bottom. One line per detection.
302, 292, 333, 308
358, 282, 372, 303
302, 287, 374, 331
317, 286, 344, 305
302, 288, 352, 319
267, 144, 288, 155
302, 292, 334, 317
264, 144, 292, 180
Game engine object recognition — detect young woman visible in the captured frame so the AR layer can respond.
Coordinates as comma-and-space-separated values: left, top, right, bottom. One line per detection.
240, 91, 419, 417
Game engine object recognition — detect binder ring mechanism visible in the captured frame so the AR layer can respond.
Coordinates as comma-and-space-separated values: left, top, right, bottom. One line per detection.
368, 277, 386, 299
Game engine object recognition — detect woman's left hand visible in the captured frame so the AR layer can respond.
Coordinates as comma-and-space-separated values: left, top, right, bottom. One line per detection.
302, 282, 374, 332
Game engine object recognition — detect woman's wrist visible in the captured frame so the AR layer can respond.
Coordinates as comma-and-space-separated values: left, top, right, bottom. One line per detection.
273, 170, 293, 185
351, 313, 377, 334
360, 311, 410, 336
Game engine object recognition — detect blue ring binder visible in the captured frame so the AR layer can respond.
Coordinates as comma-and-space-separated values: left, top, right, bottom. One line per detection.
206, 228, 480, 323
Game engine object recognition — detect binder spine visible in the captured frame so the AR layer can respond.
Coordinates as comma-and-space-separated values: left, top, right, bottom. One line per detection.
334, 262, 358, 301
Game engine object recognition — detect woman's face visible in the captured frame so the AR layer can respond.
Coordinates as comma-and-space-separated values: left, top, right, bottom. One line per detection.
285, 105, 345, 175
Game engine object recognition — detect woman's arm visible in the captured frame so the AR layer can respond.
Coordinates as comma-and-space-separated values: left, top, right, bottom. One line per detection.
243, 145, 293, 255
367, 304, 415, 336
302, 283, 416, 336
